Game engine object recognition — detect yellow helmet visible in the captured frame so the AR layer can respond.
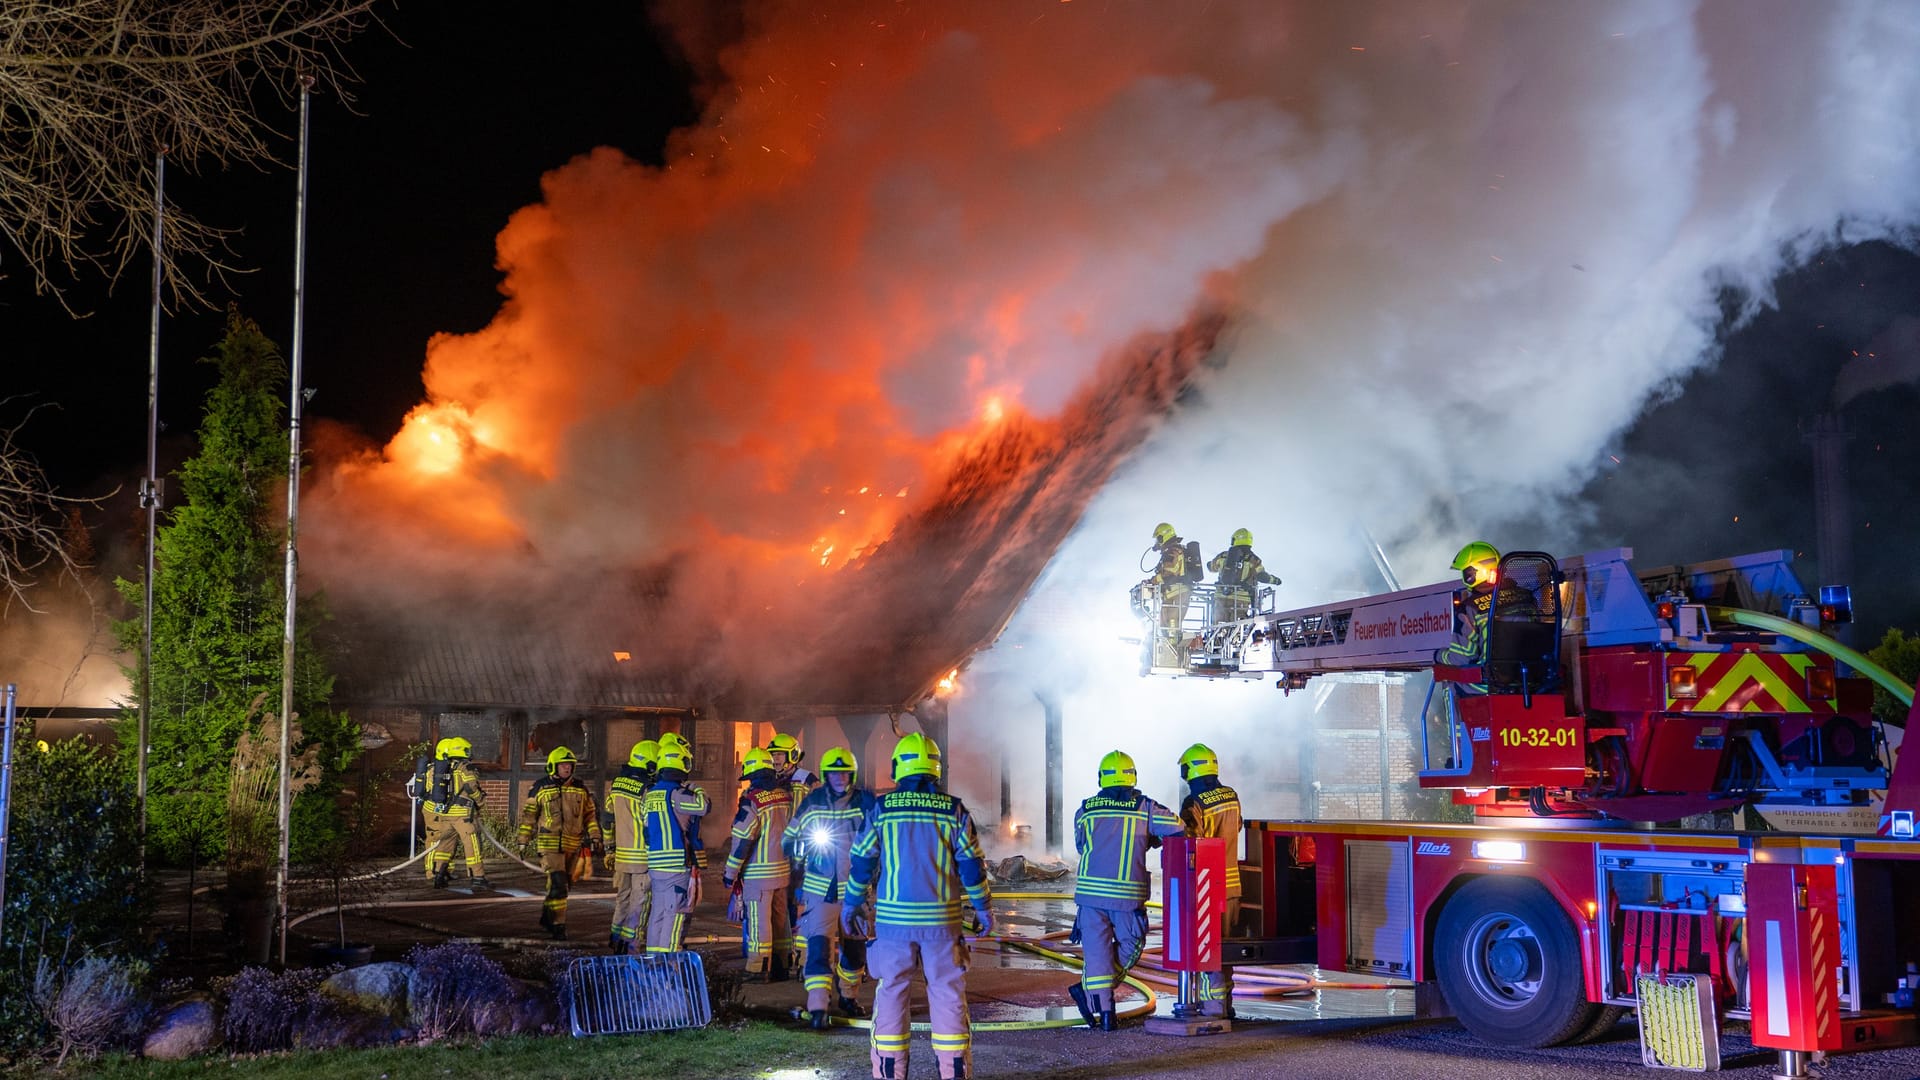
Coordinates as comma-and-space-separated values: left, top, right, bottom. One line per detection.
1451, 541, 1500, 586
1098, 750, 1138, 788
657, 743, 693, 773
767, 732, 804, 764
891, 732, 942, 781
628, 739, 660, 770
1178, 743, 1219, 780
820, 746, 858, 776
741, 746, 776, 778
1231, 528, 1253, 547
1152, 522, 1177, 545
435, 737, 472, 761
659, 731, 691, 754
545, 745, 580, 776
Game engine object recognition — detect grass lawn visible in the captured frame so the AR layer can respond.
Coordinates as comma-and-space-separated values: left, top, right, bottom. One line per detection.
65, 1021, 865, 1080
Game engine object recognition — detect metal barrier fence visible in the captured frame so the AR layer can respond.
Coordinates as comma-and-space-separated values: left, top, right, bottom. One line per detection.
567, 951, 712, 1036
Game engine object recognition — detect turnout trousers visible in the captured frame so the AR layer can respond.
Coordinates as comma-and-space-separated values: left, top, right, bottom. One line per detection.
423, 809, 483, 880
609, 867, 651, 951
1077, 905, 1148, 1012
869, 933, 971, 1080
646, 870, 700, 953
538, 852, 570, 933
799, 897, 867, 1011
741, 879, 792, 977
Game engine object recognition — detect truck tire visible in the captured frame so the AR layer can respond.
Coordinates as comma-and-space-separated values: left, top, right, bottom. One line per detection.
1433, 876, 1597, 1047
1572, 1004, 1627, 1043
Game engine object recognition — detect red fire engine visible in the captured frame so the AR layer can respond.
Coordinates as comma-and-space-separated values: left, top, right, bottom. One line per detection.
1138, 548, 1919, 1075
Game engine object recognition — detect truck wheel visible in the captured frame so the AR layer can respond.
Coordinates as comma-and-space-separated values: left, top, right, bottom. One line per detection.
1434, 876, 1596, 1047
1572, 1004, 1627, 1043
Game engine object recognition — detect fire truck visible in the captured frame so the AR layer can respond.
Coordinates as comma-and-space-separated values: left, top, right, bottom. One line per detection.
1136, 548, 1920, 1074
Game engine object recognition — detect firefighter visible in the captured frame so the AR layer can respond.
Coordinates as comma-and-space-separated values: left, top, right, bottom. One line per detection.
515, 746, 603, 940
1142, 522, 1202, 666
843, 733, 992, 1080
1069, 750, 1186, 1032
606, 739, 658, 953
411, 737, 490, 889
643, 739, 711, 953
724, 747, 795, 981
1207, 528, 1281, 624
768, 731, 818, 809
1437, 541, 1534, 691
1178, 742, 1241, 1017
785, 746, 879, 1028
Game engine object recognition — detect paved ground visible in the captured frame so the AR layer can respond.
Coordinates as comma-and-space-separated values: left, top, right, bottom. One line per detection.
159, 863, 1920, 1078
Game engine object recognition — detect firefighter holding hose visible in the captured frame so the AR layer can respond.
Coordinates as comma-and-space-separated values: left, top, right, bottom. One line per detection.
515, 746, 602, 940
785, 746, 879, 1028
1070, 750, 1186, 1031
1207, 528, 1281, 623
843, 733, 992, 1080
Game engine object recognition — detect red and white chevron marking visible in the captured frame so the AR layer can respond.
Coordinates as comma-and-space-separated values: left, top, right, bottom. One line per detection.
1197, 866, 1215, 960
1809, 905, 1831, 1041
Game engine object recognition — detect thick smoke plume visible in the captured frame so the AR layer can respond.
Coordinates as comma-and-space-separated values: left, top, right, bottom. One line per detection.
302, 3, 1920, 794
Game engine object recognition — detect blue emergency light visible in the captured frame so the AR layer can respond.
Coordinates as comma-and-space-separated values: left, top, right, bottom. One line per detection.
1818, 585, 1853, 625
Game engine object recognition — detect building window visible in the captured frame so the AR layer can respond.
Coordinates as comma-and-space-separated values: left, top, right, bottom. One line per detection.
437, 712, 503, 768
525, 716, 589, 769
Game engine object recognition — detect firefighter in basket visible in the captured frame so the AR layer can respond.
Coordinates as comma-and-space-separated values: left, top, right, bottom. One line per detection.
1207, 528, 1281, 624
784, 746, 880, 1028
843, 733, 992, 1080
1140, 522, 1203, 667
606, 739, 658, 953
515, 746, 602, 940
1070, 750, 1186, 1032
1436, 541, 1534, 693
409, 737, 490, 890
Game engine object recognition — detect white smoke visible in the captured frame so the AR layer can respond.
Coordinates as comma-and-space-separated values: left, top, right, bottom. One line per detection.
947, 1, 1920, 835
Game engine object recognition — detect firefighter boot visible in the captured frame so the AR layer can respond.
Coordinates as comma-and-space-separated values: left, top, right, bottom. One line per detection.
1067, 984, 1096, 1030
837, 994, 870, 1019
431, 869, 450, 889
770, 956, 791, 983
468, 877, 493, 890
809, 1008, 829, 1031
1100, 1007, 1117, 1032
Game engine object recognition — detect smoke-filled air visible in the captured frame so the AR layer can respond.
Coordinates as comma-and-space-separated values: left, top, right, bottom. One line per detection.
303, 1, 1920, 823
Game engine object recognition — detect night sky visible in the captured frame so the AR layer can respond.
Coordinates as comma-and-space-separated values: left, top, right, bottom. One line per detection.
5, 3, 1918, 638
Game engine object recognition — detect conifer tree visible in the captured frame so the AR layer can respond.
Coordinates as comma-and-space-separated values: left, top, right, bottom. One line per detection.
116, 309, 357, 864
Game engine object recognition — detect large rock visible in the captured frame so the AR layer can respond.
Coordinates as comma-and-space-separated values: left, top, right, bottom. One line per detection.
142, 998, 218, 1061
320, 961, 411, 1021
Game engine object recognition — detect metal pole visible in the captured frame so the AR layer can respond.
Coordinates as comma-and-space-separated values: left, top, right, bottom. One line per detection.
275, 78, 314, 967
139, 149, 166, 864
0, 684, 17, 938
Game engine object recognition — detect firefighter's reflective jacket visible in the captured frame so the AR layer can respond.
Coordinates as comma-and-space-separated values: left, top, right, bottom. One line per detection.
608, 764, 653, 871
516, 777, 602, 853
844, 777, 991, 937
1149, 538, 1203, 591
783, 783, 879, 902
783, 767, 818, 814
1441, 578, 1536, 666
1073, 787, 1186, 910
643, 778, 711, 870
1207, 544, 1280, 597
725, 783, 793, 885
411, 759, 484, 817
1180, 777, 1243, 897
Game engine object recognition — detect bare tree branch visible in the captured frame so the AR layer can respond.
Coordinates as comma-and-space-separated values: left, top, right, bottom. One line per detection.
0, 402, 107, 614
0, 0, 381, 308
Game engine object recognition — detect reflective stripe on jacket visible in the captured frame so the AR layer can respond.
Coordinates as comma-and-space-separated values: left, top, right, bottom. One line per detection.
1073, 788, 1185, 910
1181, 779, 1242, 896
726, 786, 792, 884
515, 777, 601, 853
844, 782, 990, 934
784, 783, 878, 902
609, 766, 653, 870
